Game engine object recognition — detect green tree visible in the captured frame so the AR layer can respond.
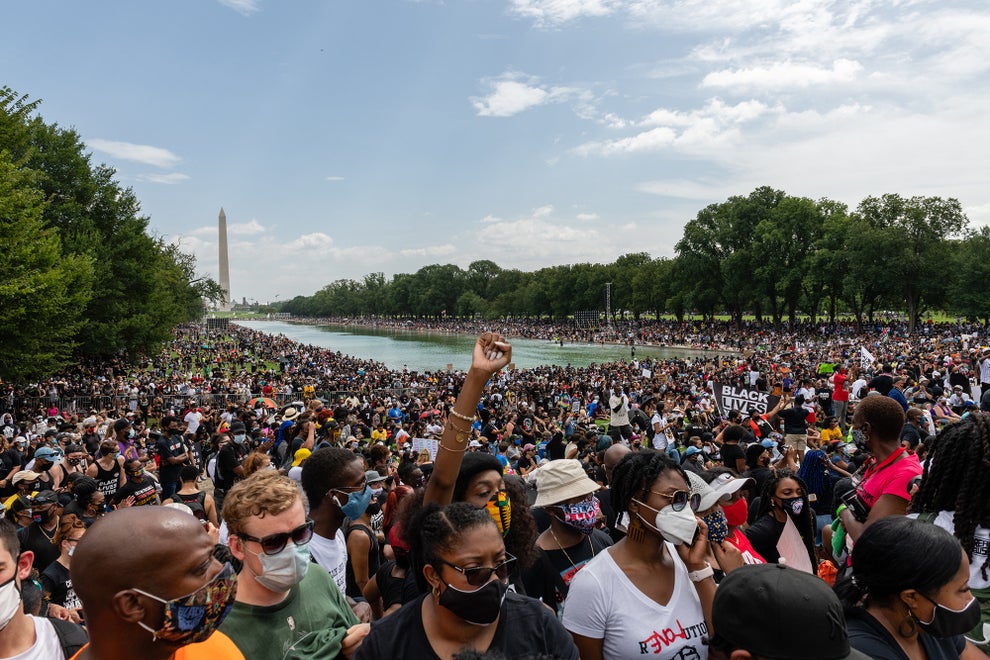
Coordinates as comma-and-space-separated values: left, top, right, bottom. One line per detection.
855, 194, 968, 331
0, 152, 93, 380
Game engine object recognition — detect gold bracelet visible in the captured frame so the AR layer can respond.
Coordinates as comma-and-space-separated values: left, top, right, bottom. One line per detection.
438, 444, 467, 454
448, 423, 472, 445
447, 418, 471, 433
449, 409, 475, 423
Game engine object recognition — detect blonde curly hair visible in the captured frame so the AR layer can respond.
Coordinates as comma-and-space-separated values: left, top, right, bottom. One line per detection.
222, 470, 302, 535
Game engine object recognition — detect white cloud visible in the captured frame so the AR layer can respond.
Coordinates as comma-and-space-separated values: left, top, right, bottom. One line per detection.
137, 172, 189, 184
509, 0, 619, 28
399, 244, 457, 257
325, 176, 345, 181
286, 233, 335, 252
480, 214, 504, 224
88, 139, 181, 168
965, 203, 990, 228
228, 219, 267, 236
216, 0, 259, 16
702, 58, 863, 90
576, 212, 599, 220
471, 72, 583, 117
532, 204, 554, 218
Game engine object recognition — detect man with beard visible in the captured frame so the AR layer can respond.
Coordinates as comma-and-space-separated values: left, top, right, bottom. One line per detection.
17, 490, 62, 573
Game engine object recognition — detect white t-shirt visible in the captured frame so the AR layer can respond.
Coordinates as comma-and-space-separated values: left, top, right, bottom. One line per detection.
609, 394, 630, 427
651, 413, 668, 450
183, 410, 201, 435
309, 529, 348, 596
563, 543, 708, 659
10, 616, 66, 660
909, 511, 990, 590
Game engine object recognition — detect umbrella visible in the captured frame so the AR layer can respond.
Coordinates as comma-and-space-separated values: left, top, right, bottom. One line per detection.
248, 397, 277, 409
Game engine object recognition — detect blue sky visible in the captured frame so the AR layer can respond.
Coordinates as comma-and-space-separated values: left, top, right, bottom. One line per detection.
3, 0, 989, 304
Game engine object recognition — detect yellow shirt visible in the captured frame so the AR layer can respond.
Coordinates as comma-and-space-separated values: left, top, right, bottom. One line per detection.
820, 427, 843, 444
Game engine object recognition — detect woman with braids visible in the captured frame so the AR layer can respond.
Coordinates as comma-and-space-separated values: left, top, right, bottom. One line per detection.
744, 469, 818, 569
911, 412, 990, 652
355, 502, 577, 659
834, 516, 984, 659
798, 448, 840, 546
562, 450, 741, 660
407, 333, 538, 587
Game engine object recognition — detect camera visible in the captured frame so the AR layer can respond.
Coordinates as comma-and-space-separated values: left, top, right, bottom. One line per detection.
838, 488, 870, 523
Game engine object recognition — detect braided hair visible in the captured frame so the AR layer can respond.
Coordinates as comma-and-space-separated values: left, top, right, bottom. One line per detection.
911, 412, 990, 580
409, 502, 495, 591
755, 469, 817, 568
797, 449, 831, 503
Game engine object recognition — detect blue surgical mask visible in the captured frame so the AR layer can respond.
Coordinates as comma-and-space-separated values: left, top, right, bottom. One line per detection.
233, 434, 246, 445
333, 485, 372, 520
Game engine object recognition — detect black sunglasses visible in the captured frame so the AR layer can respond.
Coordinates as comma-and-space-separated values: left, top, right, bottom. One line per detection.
437, 553, 515, 587
236, 520, 314, 556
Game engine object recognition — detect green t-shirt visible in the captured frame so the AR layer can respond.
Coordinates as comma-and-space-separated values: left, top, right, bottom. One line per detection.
219, 562, 359, 659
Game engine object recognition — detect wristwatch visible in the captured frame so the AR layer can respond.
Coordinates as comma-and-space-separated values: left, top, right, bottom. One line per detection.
688, 563, 714, 583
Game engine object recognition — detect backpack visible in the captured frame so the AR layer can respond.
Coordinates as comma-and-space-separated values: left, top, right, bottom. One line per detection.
49, 617, 88, 657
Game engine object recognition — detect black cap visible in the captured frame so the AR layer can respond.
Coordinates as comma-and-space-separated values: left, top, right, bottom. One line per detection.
113, 418, 131, 433
712, 564, 869, 659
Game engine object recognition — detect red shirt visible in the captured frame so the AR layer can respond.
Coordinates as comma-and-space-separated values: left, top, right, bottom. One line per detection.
832, 372, 849, 402
725, 529, 766, 565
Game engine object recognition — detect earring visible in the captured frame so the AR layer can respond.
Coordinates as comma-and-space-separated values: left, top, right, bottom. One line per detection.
626, 516, 647, 543
897, 611, 918, 638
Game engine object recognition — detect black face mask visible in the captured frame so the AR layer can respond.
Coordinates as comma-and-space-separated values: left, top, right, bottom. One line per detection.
779, 496, 804, 518
438, 578, 507, 625
916, 594, 981, 638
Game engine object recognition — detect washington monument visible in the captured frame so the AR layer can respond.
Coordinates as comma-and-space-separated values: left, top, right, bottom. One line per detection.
218, 207, 231, 311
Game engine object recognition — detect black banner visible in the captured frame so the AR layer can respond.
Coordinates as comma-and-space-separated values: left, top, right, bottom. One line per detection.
712, 382, 781, 415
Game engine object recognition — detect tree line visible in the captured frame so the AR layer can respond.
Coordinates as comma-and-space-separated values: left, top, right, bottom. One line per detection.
281, 186, 990, 330
0, 87, 224, 382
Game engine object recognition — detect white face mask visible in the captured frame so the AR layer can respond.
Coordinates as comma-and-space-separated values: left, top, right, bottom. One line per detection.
0, 576, 20, 631
634, 500, 699, 546
252, 542, 310, 592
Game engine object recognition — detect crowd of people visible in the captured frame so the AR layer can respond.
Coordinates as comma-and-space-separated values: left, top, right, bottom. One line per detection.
0, 320, 988, 658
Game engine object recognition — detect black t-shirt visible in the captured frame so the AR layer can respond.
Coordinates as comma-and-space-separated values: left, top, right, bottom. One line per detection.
516, 454, 534, 473
113, 478, 158, 507
720, 443, 746, 473
156, 433, 187, 484
355, 592, 579, 660
846, 608, 964, 660
779, 407, 808, 434
215, 443, 245, 490
869, 374, 894, 396
743, 514, 785, 563
521, 530, 613, 613
374, 560, 406, 611
516, 414, 536, 440
40, 560, 82, 610
744, 466, 773, 504
18, 523, 61, 573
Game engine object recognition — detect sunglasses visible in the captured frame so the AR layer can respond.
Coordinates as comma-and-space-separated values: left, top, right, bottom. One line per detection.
648, 489, 701, 513
437, 553, 516, 587
236, 520, 314, 556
